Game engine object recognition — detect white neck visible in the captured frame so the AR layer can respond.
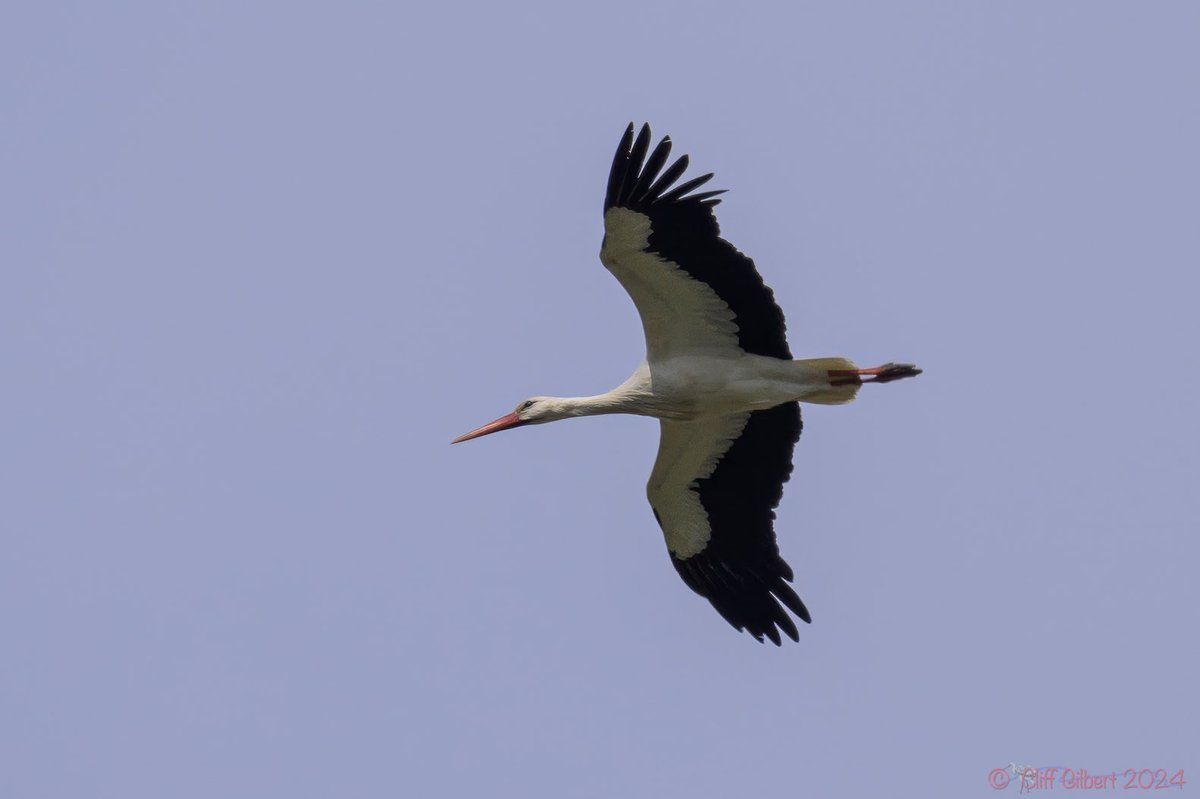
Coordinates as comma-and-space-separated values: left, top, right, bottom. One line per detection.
539, 365, 658, 420
551, 393, 641, 417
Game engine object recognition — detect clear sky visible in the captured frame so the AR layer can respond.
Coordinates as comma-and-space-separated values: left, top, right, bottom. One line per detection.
3, 2, 1197, 797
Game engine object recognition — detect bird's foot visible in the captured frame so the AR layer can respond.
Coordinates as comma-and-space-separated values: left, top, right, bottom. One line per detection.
828, 362, 922, 386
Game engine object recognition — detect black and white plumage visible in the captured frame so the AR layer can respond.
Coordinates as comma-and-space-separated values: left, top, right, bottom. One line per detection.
454, 124, 920, 644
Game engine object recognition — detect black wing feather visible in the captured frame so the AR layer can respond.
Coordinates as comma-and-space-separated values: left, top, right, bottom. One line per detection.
605, 124, 636, 211
629, 135, 673, 204
626, 125, 652, 191
658, 172, 715, 204
669, 403, 809, 644
644, 153, 689, 202
604, 123, 792, 359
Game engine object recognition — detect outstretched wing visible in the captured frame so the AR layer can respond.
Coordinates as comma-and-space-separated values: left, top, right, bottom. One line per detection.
647, 402, 809, 644
599, 123, 792, 363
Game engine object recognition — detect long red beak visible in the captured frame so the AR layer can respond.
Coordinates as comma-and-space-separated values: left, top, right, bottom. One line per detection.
451, 411, 524, 444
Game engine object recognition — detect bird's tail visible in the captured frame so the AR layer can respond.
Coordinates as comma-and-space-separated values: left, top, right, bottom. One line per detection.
793, 357, 861, 404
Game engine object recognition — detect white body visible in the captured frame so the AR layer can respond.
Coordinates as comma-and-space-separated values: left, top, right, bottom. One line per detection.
574, 356, 835, 422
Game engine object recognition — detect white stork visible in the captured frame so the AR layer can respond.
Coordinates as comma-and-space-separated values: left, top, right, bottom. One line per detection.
453, 124, 921, 644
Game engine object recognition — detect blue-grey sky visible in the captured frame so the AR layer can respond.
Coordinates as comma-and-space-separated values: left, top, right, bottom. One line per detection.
4, 2, 1197, 797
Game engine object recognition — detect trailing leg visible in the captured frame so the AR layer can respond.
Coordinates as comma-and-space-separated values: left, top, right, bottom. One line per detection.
828, 362, 922, 386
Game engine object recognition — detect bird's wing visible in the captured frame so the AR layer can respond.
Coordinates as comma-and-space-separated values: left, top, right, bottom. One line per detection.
647, 401, 809, 644
599, 123, 793, 362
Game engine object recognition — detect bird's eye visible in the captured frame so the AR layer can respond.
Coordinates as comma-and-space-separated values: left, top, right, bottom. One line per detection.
521, 400, 535, 410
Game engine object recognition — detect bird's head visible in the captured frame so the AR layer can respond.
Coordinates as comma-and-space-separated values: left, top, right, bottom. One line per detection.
451, 397, 566, 444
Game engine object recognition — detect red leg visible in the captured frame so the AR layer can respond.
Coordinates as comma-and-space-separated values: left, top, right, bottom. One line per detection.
828, 362, 922, 386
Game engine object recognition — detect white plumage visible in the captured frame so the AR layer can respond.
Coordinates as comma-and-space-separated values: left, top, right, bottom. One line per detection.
454, 124, 921, 644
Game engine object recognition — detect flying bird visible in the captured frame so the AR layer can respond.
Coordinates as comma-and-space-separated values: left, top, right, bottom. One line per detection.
453, 124, 921, 644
